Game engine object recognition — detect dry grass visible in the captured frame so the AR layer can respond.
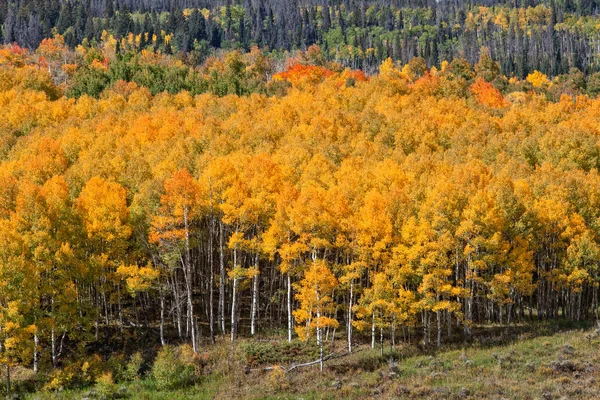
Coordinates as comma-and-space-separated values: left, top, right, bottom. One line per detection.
216, 322, 600, 399
26, 321, 600, 399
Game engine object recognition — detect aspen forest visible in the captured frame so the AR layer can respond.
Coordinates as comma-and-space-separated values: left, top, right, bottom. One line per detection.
3, 17, 600, 398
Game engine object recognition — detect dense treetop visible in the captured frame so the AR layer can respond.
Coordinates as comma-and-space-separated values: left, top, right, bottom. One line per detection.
2, 40, 600, 389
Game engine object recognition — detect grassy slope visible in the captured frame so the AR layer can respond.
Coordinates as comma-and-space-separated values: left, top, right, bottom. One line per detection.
31, 321, 600, 399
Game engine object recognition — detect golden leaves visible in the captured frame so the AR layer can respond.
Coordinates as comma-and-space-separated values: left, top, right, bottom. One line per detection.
76, 176, 131, 242
293, 260, 339, 342
527, 70, 550, 88
117, 263, 160, 295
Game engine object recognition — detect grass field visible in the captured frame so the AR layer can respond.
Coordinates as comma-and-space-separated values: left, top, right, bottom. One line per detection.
27, 320, 600, 399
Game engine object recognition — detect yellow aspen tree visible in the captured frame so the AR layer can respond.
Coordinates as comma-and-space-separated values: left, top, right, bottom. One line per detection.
150, 169, 203, 352
293, 260, 339, 371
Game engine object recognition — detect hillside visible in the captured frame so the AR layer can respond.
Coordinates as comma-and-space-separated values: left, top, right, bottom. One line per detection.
28, 322, 600, 399
2, 39, 600, 396
3, 0, 600, 76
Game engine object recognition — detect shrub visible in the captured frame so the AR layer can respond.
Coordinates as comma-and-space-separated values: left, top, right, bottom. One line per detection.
267, 365, 289, 392
151, 345, 197, 390
95, 372, 117, 398
123, 352, 144, 381
105, 354, 126, 382
44, 354, 104, 391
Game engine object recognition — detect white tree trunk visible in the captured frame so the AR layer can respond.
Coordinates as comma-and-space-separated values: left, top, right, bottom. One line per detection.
208, 186, 215, 344
51, 327, 56, 368
287, 272, 292, 342
51, 329, 65, 368
230, 277, 237, 342
371, 312, 376, 349
33, 331, 38, 373
219, 221, 226, 334
183, 207, 197, 353
173, 277, 182, 338
160, 286, 166, 346
317, 290, 323, 372
231, 243, 238, 342
209, 217, 215, 344
250, 254, 259, 336
347, 281, 353, 353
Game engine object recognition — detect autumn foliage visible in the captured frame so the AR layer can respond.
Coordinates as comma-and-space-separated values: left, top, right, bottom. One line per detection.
273, 64, 335, 86
469, 78, 509, 108
2, 39, 600, 385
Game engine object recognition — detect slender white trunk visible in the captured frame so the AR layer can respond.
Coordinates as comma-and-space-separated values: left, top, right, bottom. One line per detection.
219, 221, 225, 334
231, 244, 238, 342
347, 281, 353, 353
183, 207, 197, 353
51, 327, 56, 368
465, 254, 473, 336
287, 272, 292, 342
371, 312, 376, 349
51, 329, 65, 368
250, 254, 259, 336
230, 277, 237, 342
185, 276, 195, 350
173, 277, 182, 338
208, 185, 215, 343
317, 290, 323, 372
159, 287, 166, 346
51, 296, 56, 368
33, 331, 38, 373
209, 216, 215, 344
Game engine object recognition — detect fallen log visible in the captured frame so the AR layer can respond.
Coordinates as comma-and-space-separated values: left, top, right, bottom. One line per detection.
248, 348, 364, 373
